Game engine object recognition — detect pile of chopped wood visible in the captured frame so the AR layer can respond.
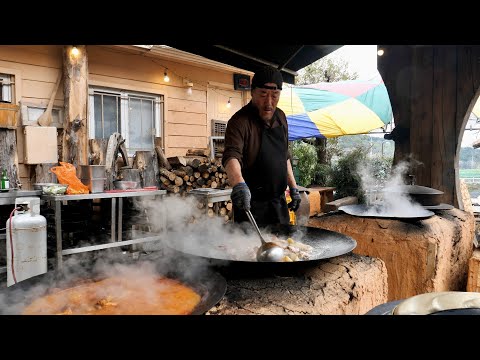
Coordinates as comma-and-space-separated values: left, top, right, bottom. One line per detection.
157, 148, 231, 195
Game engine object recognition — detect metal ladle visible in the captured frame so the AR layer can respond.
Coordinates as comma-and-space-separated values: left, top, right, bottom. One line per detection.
245, 210, 285, 262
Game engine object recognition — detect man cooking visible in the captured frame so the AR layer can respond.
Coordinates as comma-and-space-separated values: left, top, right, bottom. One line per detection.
222, 65, 301, 226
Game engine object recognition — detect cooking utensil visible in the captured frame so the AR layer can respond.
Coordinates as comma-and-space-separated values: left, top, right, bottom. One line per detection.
339, 204, 435, 220
37, 73, 62, 127
0, 255, 227, 315
245, 210, 285, 262
166, 224, 357, 264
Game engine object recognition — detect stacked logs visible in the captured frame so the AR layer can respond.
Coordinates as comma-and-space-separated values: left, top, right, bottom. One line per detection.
157, 149, 233, 222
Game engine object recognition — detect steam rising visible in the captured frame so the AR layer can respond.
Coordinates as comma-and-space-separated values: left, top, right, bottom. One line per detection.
356, 159, 430, 217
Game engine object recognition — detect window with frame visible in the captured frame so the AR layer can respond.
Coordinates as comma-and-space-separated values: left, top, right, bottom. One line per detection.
0, 73, 13, 103
88, 87, 164, 154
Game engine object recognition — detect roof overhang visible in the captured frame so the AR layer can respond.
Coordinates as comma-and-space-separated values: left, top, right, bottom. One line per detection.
162, 45, 343, 84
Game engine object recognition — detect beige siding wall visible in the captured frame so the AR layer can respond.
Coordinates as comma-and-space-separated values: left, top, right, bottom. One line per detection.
0, 45, 250, 187
87, 45, 246, 157
0, 45, 63, 188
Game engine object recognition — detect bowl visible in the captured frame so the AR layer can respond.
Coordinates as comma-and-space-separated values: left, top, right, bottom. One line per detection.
42, 184, 68, 195
113, 181, 139, 190
33, 183, 57, 191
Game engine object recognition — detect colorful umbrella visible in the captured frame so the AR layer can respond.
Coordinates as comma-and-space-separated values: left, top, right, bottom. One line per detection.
278, 72, 393, 140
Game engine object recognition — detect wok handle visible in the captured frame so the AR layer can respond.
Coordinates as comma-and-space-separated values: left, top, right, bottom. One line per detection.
245, 210, 267, 245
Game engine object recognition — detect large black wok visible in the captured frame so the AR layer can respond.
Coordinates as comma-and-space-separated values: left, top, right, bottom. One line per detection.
166, 223, 357, 265
0, 254, 227, 315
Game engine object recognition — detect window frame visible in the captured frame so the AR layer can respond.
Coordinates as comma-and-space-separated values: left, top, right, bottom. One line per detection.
88, 86, 163, 155
0, 73, 12, 103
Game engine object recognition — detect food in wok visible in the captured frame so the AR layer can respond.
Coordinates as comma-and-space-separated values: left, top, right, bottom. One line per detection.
267, 236, 313, 262
22, 275, 201, 315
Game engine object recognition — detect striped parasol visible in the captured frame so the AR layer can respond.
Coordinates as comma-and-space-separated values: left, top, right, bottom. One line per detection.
279, 72, 393, 140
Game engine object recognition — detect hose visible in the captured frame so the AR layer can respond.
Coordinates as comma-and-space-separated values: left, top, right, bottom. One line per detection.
9, 206, 22, 284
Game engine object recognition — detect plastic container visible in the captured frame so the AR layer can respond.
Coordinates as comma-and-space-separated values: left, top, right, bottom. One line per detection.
6, 197, 47, 287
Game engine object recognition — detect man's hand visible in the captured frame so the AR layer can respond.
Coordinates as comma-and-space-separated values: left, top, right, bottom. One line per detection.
231, 182, 251, 210
288, 188, 301, 212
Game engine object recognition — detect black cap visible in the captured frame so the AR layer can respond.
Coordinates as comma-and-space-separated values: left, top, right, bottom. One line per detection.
251, 66, 283, 90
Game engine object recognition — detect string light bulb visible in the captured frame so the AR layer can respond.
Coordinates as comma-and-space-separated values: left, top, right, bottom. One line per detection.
226, 98, 231, 108
71, 46, 80, 58
163, 70, 170, 83
377, 48, 385, 56
187, 85, 193, 95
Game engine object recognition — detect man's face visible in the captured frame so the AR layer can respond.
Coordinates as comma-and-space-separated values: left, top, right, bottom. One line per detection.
251, 83, 281, 122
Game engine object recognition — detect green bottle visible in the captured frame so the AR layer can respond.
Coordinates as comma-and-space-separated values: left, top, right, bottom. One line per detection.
1, 169, 9, 190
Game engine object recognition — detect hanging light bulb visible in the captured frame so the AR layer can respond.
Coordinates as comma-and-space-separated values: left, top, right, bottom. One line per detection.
71, 46, 80, 58
377, 48, 385, 56
187, 86, 193, 95
163, 70, 170, 83
226, 98, 231, 108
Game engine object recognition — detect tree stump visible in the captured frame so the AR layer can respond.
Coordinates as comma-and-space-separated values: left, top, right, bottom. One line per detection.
207, 254, 387, 315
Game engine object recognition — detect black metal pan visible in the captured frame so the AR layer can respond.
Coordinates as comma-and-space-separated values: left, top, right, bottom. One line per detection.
165, 224, 357, 264
0, 255, 226, 315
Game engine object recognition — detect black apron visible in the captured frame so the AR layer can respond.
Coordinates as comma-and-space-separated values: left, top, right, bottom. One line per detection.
233, 124, 290, 226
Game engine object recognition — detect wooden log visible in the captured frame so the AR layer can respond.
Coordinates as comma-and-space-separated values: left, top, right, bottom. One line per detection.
133, 150, 159, 187
202, 172, 210, 179
211, 181, 218, 189
159, 168, 176, 182
189, 176, 195, 182
159, 175, 170, 186
183, 175, 190, 182
186, 149, 210, 157
174, 176, 184, 186
208, 202, 214, 208
186, 158, 201, 168
178, 166, 193, 176
219, 207, 227, 216
62, 46, 88, 167
226, 202, 232, 211
196, 178, 205, 186
173, 170, 187, 178
34, 163, 57, 183
467, 249, 480, 292
193, 172, 201, 179
104, 133, 124, 190
89, 139, 109, 165
167, 185, 180, 193
207, 209, 215, 217
198, 164, 210, 173
167, 156, 187, 167
155, 146, 172, 170
0, 129, 20, 188
118, 168, 141, 183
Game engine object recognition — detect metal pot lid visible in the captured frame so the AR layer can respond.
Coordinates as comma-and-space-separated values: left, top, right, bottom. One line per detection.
392, 291, 480, 315
339, 204, 435, 219
383, 184, 444, 195
422, 203, 454, 211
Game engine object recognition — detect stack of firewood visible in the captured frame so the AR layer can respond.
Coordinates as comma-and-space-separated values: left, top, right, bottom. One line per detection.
156, 148, 231, 195
155, 148, 234, 222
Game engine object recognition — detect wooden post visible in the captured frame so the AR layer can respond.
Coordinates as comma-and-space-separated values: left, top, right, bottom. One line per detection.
62, 45, 88, 168
0, 129, 19, 187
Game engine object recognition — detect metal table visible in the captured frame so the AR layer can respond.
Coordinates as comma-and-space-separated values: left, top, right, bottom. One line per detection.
0, 190, 42, 206
42, 190, 166, 269
188, 188, 232, 216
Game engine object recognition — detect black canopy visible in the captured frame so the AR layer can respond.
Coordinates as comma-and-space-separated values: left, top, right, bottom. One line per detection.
164, 44, 342, 84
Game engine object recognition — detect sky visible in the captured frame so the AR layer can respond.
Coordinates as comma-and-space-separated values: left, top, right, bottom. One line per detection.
324, 45, 479, 147
326, 45, 378, 80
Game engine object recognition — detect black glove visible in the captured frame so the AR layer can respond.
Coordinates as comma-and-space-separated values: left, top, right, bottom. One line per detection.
289, 188, 302, 212
231, 182, 251, 210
